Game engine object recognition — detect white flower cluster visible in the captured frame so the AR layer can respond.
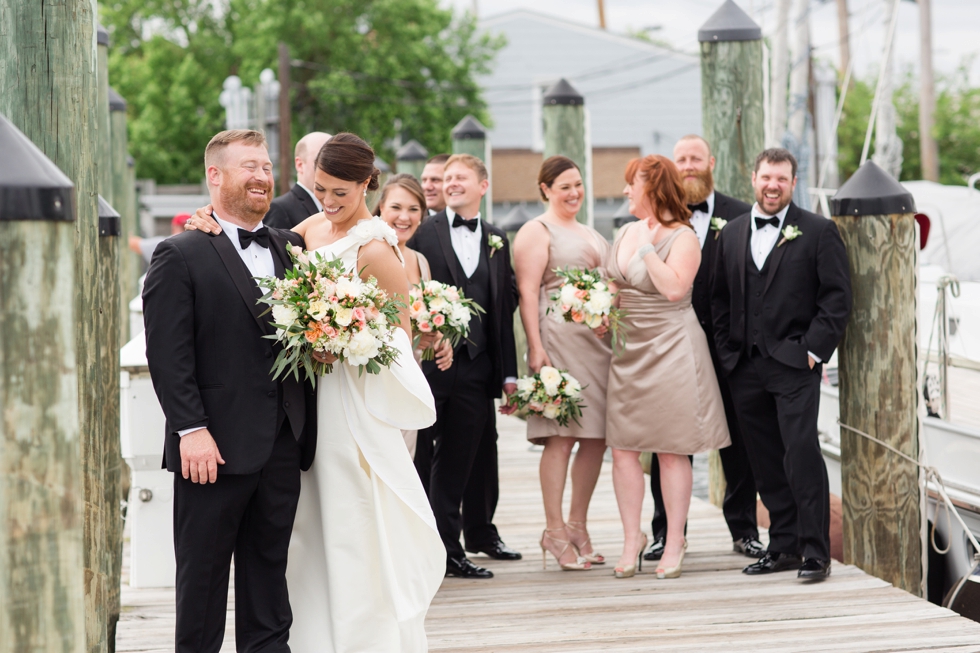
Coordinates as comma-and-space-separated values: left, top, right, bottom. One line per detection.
409, 280, 475, 333
555, 273, 613, 329
515, 366, 583, 422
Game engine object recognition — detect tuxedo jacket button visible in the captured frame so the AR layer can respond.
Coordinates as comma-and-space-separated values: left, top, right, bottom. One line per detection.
266, 351, 272, 358
284, 401, 290, 408
267, 390, 276, 398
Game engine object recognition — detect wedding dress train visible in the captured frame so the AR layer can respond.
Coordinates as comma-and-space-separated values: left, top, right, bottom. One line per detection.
286, 218, 445, 652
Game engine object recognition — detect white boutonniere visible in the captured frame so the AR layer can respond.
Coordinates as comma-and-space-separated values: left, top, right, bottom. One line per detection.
710, 217, 727, 240
777, 225, 802, 248
488, 234, 503, 258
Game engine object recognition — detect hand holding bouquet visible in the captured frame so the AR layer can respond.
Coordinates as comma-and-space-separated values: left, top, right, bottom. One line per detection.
510, 366, 586, 427
256, 244, 403, 385
549, 267, 626, 354
408, 279, 485, 360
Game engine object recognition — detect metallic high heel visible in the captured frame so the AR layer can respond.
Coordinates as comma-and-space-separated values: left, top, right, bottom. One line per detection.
614, 533, 647, 578
566, 521, 605, 565
656, 540, 688, 579
540, 529, 591, 571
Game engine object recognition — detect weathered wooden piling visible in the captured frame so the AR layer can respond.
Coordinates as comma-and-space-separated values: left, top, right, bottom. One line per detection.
542, 79, 592, 226
396, 139, 429, 181
451, 115, 492, 222
698, 0, 765, 205
831, 161, 921, 595
0, 27, 89, 653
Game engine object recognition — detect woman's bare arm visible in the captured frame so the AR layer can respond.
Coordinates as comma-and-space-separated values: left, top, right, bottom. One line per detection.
357, 239, 412, 338
512, 220, 552, 372
640, 229, 701, 302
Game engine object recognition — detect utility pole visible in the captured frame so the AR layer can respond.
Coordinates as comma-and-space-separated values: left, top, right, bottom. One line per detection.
770, 0, 791, 146
919, 0, 939, 182
597, 0, 607, 29
786, 0, 812, 209
277, 43, 292, 196
871, 0, 904, 179
836, 0, 851, 83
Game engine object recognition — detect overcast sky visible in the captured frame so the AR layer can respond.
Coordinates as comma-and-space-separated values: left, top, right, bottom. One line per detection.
447, 0, 980, 84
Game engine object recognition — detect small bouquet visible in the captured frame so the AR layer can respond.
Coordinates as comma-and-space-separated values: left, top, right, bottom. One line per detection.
549, 267, 626, 354
511, 366, 586, 427
408, 279, 485, 360
256, 244, 403, 385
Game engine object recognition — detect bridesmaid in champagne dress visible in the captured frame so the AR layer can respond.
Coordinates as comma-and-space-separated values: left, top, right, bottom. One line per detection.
512, 156, 612, 571
606, 155, 730, 580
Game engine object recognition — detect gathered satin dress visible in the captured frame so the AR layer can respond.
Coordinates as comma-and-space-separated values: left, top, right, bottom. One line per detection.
286, 218, 446, 652
526, 219, 612, 444
605, 224, 730, 454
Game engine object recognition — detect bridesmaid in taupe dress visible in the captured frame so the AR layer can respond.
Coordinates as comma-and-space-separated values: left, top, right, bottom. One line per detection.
606, 155, 730, 580
512, 156, 611, 571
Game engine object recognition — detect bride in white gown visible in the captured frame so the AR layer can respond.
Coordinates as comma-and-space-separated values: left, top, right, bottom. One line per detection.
287, 134, 446, 652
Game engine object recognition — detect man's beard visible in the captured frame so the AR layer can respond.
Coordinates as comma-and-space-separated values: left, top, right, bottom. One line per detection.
221, 182, 271, 224
682, 168, 714, 205
754, 187, 793, 215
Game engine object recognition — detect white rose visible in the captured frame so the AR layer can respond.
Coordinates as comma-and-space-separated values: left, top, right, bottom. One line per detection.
539, 366, 562, 397
429, 295, 447, 311
272, 304, 299, 328
451, 305, 472, 327
308, 299, 329, 322
562, 375, 582, 398
594, 282, 607, 292
335, 307, 353, 327
515, 377, 535, 399
585, 292, 612, 315
335, 276, 361, 299
542, 403, 561, 420
584, 312, 602, 329
559, 284, 579, 308
345, 328, 380, 366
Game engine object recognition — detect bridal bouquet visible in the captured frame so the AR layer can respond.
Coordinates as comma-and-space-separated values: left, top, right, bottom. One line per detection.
408, 279, 485, 360
549, 267, 626, 354
256, 244, 402, 384
511, 366, 586, 427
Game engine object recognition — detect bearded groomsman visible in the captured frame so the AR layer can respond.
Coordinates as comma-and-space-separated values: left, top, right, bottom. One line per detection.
408, 154, 521, 579
712, 148, 851, 581
645, 135, 764, 562
264, 131, 331, 229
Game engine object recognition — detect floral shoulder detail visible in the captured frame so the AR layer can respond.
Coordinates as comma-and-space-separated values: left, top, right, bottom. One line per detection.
348, 217, 399, 248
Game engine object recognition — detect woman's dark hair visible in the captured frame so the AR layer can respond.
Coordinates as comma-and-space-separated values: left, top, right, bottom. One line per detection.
315, 132, 381, 191
637, 155, 692, 227
537, 155, 580, 201
373, 173, 427, 217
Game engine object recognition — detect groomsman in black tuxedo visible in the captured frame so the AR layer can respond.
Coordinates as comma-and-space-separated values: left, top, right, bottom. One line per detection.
408, 153, 521, 579
645, 135, 765, 562
143, 130, 317, 649
712, 148, 851, 581
264, 131, 331, 229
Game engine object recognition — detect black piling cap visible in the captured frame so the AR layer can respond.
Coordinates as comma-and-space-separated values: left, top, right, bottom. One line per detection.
831, 160, 916, 216
396, 140, 429, 162
0, 112, 76, 221
98, 24, 110, 47
543, 79, 584, 106
699, 0, 762, 42
374, 157, 391, 173
109, 87, 127, 112
98, 195, 121, 236
452, 115, 487, 140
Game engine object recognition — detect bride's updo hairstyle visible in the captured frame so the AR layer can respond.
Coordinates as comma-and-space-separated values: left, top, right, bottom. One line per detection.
637, 154, 692, 228
315, 132, 381, 191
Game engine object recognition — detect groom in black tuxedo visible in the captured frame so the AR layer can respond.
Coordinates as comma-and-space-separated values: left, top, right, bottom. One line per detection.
646, 135, 764, 562
143, 129, 316, 650
408, 153, 521, 579
712, 148, 851, 581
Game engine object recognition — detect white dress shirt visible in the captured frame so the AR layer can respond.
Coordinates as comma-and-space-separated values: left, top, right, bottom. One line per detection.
296, 181, 323, 212
446, 207, 483, 278
749, 203, 821, 364
689, 191, 715, 249
179, 214, 276, 438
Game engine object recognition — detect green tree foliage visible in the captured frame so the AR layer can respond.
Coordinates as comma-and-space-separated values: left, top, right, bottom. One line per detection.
100, 0, 502, 184
837, 63, 980, 185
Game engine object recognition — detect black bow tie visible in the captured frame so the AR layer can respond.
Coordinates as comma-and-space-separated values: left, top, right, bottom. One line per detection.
238, 226, 270, 249
452, 215, 479, 232
755, 216, 780, 230
687, 201, 709, 214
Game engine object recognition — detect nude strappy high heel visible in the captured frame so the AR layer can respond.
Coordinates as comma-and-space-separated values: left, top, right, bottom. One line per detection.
566, 521, 605, 565
614, 533, 647, 579
540, 529, 592, 571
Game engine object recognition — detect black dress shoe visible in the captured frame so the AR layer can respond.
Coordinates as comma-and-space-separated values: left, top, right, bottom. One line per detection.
643, 536, 666, 561
733, 537, 767, 559
742, 551, 802, 575
798, 558, 831, 581
467, 540, 522, 560
446, 556, 494, 579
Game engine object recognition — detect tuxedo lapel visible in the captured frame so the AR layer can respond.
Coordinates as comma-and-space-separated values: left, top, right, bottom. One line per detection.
292, 184, 317, 217
434, 213, 463, 287
736, 214, 750, 296
763, 204, 797, 295
210, 234, 271, 336
269, 231, 289, 279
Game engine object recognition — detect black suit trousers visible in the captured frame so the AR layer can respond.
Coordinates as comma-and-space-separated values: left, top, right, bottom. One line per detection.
649, 369, 759, 542
727, 354, 830, 561
422, 350, 500, 559
173, 424, 301, 653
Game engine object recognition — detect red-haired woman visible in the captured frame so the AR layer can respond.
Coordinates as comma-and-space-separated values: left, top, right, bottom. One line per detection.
605, 155, 730, 579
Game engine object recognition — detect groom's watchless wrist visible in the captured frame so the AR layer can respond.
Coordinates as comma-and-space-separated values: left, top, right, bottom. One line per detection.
177, 426, 207, 438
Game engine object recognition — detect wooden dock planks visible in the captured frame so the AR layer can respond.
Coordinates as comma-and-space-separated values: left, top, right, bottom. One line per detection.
116, 413, 980, 652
